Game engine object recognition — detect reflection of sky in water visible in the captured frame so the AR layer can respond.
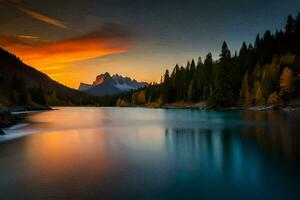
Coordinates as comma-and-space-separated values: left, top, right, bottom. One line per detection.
0, 107, 300, 199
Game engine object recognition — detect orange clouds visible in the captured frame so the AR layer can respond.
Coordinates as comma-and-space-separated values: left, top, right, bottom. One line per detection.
0, 29, 131, 67
0, 24, 132, 88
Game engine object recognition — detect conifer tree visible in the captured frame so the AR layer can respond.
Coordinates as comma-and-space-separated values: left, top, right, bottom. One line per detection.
202, 53, 213, 100
285, 14, 296, 34
214, 41, 235, 106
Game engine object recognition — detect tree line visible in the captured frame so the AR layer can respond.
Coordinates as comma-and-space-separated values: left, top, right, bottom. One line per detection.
116, 13, 300, 108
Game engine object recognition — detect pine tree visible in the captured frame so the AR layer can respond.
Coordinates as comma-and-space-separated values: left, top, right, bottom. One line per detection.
285, 14, 296, 34
202, 53, 213, 100
162, 70, 171, 103
285, 14, 296, 52
215, 41, 235, 107
190, 59, 196, 72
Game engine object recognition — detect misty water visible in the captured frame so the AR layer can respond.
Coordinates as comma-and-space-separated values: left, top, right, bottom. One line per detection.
0, 107, 300, 199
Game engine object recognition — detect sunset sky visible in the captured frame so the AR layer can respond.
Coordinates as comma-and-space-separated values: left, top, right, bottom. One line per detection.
0, 0, 299, 88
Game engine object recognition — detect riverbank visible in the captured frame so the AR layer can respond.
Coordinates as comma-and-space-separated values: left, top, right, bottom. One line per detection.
0, 105, 52, 135
147, 101, 300, 111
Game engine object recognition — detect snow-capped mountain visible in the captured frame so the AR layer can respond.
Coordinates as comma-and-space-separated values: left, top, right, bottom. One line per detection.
78, 73, 147, 96
112, 74, 147, 91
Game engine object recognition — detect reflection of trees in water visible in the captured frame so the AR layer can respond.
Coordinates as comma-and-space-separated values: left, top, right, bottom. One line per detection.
164, 128, 260, 182
241, 111, 300, 160
164, 122, 300, 182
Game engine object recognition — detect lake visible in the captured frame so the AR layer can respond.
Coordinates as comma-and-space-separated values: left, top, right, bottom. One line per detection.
0, 107, 300, 199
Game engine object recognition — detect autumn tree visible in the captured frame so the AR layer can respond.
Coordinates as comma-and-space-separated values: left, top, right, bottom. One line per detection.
137, 90, 146, 104
279, 67, 294, 102
253, 81, 265, 105
267, 92, 279, 105
239, 72, 252, 106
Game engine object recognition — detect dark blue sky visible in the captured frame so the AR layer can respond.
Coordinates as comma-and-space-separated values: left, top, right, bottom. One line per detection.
0, 0, 299, 87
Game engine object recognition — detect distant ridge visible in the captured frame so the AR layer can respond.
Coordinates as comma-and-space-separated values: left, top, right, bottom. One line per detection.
78, 83, 92, 91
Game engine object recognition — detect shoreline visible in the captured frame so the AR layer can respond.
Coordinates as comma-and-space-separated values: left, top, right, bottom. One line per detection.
0, 105, 52, 135
1, 103, 299, 135
162, 105, 300, 111
122, 101, 300, 112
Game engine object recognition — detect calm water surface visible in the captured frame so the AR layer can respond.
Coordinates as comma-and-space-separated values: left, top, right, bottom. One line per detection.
0, 107, 300, 199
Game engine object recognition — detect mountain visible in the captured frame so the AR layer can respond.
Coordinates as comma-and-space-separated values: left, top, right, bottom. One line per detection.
79, 72, 147, 96
0, 48, 71, 92
0, 48, 97, 106
112, 74, 148, 91
85, 73, 121, 96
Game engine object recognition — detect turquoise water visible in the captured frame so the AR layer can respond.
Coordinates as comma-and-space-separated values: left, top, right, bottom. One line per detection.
0, 107, 299, 199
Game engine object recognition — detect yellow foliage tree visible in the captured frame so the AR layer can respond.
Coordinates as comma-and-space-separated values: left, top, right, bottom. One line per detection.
131, 90, 146, 105
239, 72, 252, 106
131, 92, 138, 105
279, 67, 293, 98
279, 54, 295, 65
137, 90, 146, 105
116, 98, 129, 107
267, 92, 279, 105
253, 81, 265, 105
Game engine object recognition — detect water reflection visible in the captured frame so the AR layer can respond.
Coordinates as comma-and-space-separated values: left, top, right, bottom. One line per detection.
241, 111, 300, 160
0, 107, 299, 199
164, 126, 300, 199
165, 128, 260, 182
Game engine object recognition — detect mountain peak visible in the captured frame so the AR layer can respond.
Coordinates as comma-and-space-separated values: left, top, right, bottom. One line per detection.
93, 72, 114, 86
78, 72, 148, 95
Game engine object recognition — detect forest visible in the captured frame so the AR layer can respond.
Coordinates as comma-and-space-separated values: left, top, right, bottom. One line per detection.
115, 13, 300, 108
1, 13, 300, 109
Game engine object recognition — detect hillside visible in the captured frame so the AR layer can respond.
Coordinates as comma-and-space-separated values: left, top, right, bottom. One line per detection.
0, 48, 104, 106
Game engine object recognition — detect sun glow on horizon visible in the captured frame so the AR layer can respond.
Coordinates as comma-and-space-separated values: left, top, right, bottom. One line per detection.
0, 33, 135, 88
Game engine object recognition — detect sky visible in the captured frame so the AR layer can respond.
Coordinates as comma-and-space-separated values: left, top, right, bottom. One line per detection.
0, 0, 299, 88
